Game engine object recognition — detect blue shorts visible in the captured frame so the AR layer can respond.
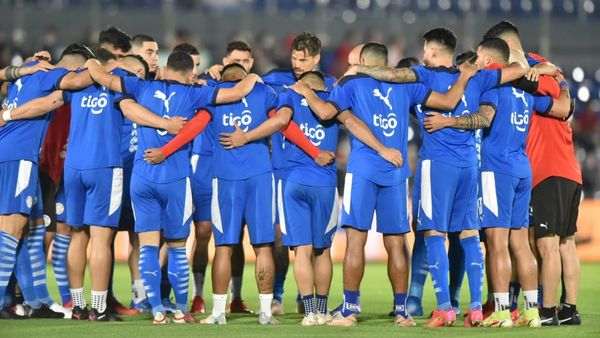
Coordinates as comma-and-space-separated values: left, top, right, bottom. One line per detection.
278, 180, 338, 249
65, 166, 123, 228
211, 173, 275, 246
341, 173, 410, 235
481, 171, 531, 229
191, 154, 213, 223
412, 159, 422, 224
118, 165, 134, 231
0, 160, 38, 216
55, 181, 67, 223
417, 160, 479, 233
131, 173, 192, 240
30, 183, 44, 221
273, 170, 281, 226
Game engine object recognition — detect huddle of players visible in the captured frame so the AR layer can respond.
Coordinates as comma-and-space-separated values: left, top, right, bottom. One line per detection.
0, 20, 581, 329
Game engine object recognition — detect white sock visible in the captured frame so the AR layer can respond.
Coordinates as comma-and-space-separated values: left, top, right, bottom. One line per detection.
70, 287, 86, 308
212, 294, 227, 317
523, 290, 538, 310
132, 279, 146, 303
230, 276, 242, 299
494, 292, 510, 311
91, 290, 108, 313
193, 273, 205, 298
259, 293, 273, 317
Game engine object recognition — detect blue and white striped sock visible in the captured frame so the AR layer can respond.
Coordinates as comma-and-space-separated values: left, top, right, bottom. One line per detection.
27, 224, 53, 305
51, 234, 71, 305
0, 232, 18, 309
15, 239, 41, 309
167, 246, 189, 313
139, 245, 164, 315
425, 235, 451, 311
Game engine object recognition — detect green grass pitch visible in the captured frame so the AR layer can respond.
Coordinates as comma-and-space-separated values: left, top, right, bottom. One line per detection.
1, 262, 599, 337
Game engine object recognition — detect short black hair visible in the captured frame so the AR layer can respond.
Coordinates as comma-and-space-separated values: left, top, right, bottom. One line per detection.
478, 38, 510, 63
221, 63, 247, 75
226, 41, 252, 55
483, 20, 520, 40
173, 43, 199, 56
422, 27, 457, 53
360, 42, 388, 65
166, 51, 194, 74
132, 34, 156, 48
98, 26, 131, 52
93, 47, 116, 64
291, 32, 321, 56
123, 54, 150, 80
299, 70, 325, 83
59, 43, 95, 61
396, 57, 421, 68
455, 50, 477, 66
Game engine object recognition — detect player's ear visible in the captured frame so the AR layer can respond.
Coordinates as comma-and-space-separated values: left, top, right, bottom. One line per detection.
222, 56, 228, 65
314, 54, 321, 65
248, 58, 254, 70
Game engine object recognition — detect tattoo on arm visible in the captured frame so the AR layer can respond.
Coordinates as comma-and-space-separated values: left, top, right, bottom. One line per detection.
358, 66, 417, 83
452, 105, 496, 130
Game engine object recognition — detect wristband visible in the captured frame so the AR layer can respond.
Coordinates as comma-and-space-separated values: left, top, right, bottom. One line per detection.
2, 109, 12, 122
559, 81, 568, 88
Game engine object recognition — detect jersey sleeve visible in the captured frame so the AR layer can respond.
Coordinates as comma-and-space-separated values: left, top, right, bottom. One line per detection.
411, 66, 428, 85
191, 85, 219, 109
44, 68, 70, 91
532, 95, 553, 115
121, 75, 144, 100
479, 88, 498, 110
264, 85, 278, 116
406, 83, 432, 106
327, 82, 353, 113
276, 89, 293, 111
477, 69, 502, 93
62, 90, 73, 104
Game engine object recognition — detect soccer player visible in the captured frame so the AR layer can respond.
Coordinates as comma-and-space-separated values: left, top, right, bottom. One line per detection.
294, 42, 476, 327
424, 37, 571, 328
262, 32, 336, 314
354, 33, 528, 327
347, 44, 365, 68
86, 51, 261, 324
484, 20, 583, 326
131, 34, 159, 78
98, 26, 132, 59
0, 43, 98, 318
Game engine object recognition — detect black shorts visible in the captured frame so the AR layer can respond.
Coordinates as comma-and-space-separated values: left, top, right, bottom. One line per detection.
531, 176, 582, 238
39, 171, 58, 232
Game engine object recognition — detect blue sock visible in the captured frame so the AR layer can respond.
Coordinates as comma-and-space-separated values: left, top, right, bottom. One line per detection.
448, 232, 465, 310
341, 289, 361, 317
509, 281, 521, 312
15, 240, 41, 309
408, 232, 428, 304
425, 235, 451, 311
27, 224, 53, 305
539, 284, 544, 307
166, 247, 189, 313
0, 232, 18, 309
139, 246, 164, 315
316, 294, 328, 314
160, 263, 171, 303
300, 294, 315, 315
51, 234, 72, 305
273, 272, 286, 303
2, 274, 17, 308
394, 293, 409, 318
461, 235, 484, 311
107, 240, 115, 299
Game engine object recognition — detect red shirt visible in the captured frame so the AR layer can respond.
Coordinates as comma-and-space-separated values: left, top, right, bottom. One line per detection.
39, 105, 70, 185
525, 53, 582, 188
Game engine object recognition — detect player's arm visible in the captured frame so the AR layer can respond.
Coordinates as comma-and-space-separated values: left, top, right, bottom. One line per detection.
424, 104, 496, 132
214, 73, 261, 104
499, 62, 528, 85
424, 69, 476, 111
85, 59, 124, 92
143, 109, 212, 164
220, 108, 293, 149
0, 61, 55, 82
337, 110, 403, 167
118, 98, 186, 135
289, 81, 338, 120
354, 65, 418, 83
0, 90, 65, 126
541, 77, 571, 119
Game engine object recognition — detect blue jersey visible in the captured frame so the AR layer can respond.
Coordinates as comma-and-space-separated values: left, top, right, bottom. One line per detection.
190, 74, 217, 156
277, 89, 338, 187
115, 69, 140, 169
63, 79, 124, 170
263, 68, 336, 173
0, 67, 69, 163
121, 77, 218, 183
480, 85, 553, 178
412, 66, 501, 167
328, 74, 431, 186
207, 81, 277, 180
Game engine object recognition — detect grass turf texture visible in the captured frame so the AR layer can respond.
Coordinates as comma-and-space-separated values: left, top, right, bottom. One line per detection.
1, 262, 599, 337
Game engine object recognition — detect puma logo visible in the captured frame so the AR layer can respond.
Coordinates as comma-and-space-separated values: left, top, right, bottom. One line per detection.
154, 90, 176, 113
373, 87, 393, 110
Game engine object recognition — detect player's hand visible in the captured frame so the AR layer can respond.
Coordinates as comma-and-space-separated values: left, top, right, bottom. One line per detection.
555, 72, 567, 85
458, 61, 477, 78
525, 67, 540, 82
0, 111, 6, 128
219, 122, 248, 149
378, 147, 403, 167
143, 148, 166, 164
424, 111, 451, 133
196, 78, 208, 86
315, 151, 335, 166
247, 73, 263, 84
33, 50, 51, 62
23, 60, 55, 74
289, 81, 311, 96
206, 64, 224, 81
163, 116, 187, 135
